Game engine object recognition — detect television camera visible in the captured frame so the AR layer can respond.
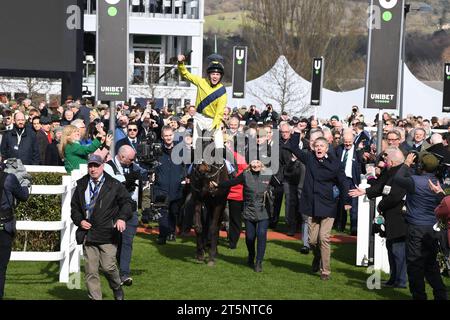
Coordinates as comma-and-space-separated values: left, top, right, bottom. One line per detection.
136, 131, 168, 223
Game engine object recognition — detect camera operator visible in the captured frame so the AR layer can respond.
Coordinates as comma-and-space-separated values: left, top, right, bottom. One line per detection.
347, 105, 361, 126
0, 165, 30, 299
394, 152, 448, 300
139, 105, 164, 142
243, 105, 260, 126
260, 104, 279, 128
153, 125, 186, 245
104, 145, 148, 287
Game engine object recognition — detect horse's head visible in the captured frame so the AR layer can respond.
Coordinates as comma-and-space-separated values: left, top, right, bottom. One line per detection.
191, 161, 229, 197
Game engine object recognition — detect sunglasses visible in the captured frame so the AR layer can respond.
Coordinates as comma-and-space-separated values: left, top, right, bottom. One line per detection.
128, 128, 138, 132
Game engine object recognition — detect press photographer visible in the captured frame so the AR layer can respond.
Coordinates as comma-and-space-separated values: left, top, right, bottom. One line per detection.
244, 105, 260, 125
260, 104, 279, 127
104, 145, 149, 287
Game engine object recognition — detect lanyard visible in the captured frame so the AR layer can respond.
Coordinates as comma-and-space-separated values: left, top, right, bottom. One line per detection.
86, 176, 105, 219
15, 129, 24, 147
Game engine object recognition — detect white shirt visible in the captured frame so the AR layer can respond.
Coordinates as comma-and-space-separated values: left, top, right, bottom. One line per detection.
104, 156, 139, 202
341, 146, 354, 179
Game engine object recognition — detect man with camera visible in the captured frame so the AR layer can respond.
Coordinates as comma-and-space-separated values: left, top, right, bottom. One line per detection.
349, 147, 408, 288
0, 164, 30, 299
153, 125, 186, 245
104, 145, 148, 287
260, 104, 279, 128
244, 105, 260, 126
393, 152, 448, 300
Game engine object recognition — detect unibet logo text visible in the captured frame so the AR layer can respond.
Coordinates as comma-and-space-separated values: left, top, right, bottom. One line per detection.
446, 65, 450, 76
101, 86, 124, 96
371, 93, 394, 104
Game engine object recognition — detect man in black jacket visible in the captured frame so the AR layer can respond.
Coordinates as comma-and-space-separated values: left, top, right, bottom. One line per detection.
335, 131, 364, 235
71, 154, 132, 300
286, 137, 351, 280
0, 167, 30, 299
349, 147, 408, 288
0, 112, 40, 165
260, 104, 279, 128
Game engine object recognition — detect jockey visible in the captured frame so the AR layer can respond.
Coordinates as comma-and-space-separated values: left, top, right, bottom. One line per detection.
177, 54, 226, 151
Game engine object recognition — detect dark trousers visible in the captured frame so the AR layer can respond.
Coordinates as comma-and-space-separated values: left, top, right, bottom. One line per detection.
228, 200, 243, 248
245, 219, 269, 263
336, 179, 358, 232
284, 182, 299, 234
386, 237, 407, 287
159, 199, 182, 239
406, 224, 448, 300
271, 184, 284, 228
0, 230, 13, 299
117, 212, 138, 279
180, 193, 195, 234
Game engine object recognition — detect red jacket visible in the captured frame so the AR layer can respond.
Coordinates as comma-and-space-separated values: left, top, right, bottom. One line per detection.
227, 151, 247, 201
434, 195, 450, 247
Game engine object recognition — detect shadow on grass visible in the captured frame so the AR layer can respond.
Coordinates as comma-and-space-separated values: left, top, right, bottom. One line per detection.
270, 238, 301, 253
135, 232, 230, 265
332, 244, 412, 300
8, 262, 59, 284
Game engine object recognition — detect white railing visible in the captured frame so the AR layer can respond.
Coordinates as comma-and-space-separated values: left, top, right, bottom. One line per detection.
10, 165, 87, 283
356, 180, 390, 273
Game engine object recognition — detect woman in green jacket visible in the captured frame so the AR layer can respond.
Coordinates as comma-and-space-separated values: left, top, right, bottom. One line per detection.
59, 124, 111, 173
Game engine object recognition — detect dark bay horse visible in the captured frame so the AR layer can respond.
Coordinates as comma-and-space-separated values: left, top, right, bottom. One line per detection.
190, 160, 230, 266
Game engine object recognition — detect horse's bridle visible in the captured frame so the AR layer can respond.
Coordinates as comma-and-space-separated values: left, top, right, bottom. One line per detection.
205, 163, 225, 179
190, 162, 225, 194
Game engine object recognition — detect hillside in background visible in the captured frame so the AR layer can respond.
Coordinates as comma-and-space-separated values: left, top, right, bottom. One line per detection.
203, 0, 450, 88
205, 0, 449, 35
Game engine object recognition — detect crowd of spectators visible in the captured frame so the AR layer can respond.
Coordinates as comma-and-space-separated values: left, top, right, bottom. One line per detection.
0, 93, 448, 298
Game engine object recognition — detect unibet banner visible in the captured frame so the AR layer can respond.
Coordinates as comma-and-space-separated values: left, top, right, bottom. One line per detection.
310, 57, 324, 106
96, 0, 128, 101
232, 46, 248, 99
444, 63, 450, 112
365, 0, 405, 109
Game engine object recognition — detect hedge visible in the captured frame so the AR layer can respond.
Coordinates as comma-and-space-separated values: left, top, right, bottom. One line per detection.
13, 172, 65, 252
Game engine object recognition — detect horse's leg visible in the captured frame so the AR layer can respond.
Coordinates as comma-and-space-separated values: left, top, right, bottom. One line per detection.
193, 202, 205, 262
207, 203, 225, 266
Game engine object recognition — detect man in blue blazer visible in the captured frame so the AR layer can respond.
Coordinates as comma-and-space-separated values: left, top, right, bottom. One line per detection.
285, 137, 351, 280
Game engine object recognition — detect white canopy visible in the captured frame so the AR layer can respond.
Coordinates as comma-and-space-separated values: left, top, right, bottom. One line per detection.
226, 56, 444, 123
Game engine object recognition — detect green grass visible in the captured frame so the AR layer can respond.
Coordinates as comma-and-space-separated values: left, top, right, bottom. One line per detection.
204, 11, 245, 35
5, 233, 450, 300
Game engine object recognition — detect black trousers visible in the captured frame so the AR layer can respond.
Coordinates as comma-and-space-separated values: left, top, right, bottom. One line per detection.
271, 184, 284, 228
228, 200, 243, 248
406, 224, 448, 300
0, 230, 13, 299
